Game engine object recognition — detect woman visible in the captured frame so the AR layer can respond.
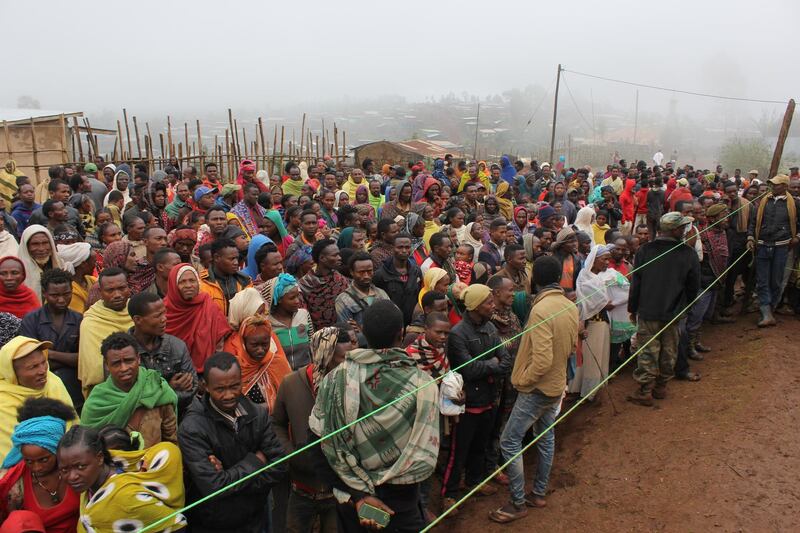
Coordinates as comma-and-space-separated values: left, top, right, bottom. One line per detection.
319, 189, 338, 228
0, 217, 17, 259
368, 180, 384, 218
56, 426, 186, 533
0, 337, 73, 460
86, 241, 154, 307
418, 267, 450, 307
333, 190, 349, 210
404, 212, 428, 266
510, 206, 530, 242
494, 181, 515, 221
149, 182, 170, 230
263, 210, 294, 258
227, 287, 266, 330
165, 263, 231, 373
17, 225, 64, 301
0, 399, 78, 532
591, 210, 611, 245
284, 246, 314, 278
462, 221, 484, 261
353, 185, 375, 222
573, 205, 596, 244
92, 222, 122, 271
571, 244, 615, 401
0, 257, 40, 319
241, 234, 274, 281
419, 177, 443, 218
482, 195, 502, 225
103, 168, 131, 206
336, 227, 367, 252
380, 182, 413, 220
421, 204, 440, 253
223, 315, 291, 411
262, 274, 314, 370
444, 207, 467, 244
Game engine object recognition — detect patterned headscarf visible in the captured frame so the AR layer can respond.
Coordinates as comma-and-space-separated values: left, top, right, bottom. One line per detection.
310, 327, 339, 393
272, 273, 298, 306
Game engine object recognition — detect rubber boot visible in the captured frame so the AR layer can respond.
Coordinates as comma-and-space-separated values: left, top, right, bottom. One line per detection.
652, 382, 667, 400
757, 305, 777, 327
687, 331, 704, 361
694, 330, 712, 353
627, 385, 654, 407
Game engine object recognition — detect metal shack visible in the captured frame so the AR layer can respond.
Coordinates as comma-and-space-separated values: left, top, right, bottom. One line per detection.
353, 139, 463, 169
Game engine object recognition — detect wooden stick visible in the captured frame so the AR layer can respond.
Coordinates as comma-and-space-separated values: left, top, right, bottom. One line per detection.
56, 114, 68, 164
768, 99, 796, 178
333, 123, 339, 162
258, 118, 267, 172
116, 120, 125, 161
197, 120, 204, 172
184, 123, 190, 161
224, 129, 231, 177
132, 116, 142, 159
227, 109, 237, 159
272, 124, 278, 175
29, 118, 41, 182
2, 121, 12, 161
178, 142, 183, 163
72, 117, 84, 163
299, 113, 306, 158
234, 119, 242, 160
122, 109, 133, 161
278, 125, 285, 176
84, 118, 99, 156
166, 116, 173, 159
112, 137, 118, 161
342, 131, 346, 160
315, 134, 320, 160
242, 127, 248, 161
159, 134, 165, 164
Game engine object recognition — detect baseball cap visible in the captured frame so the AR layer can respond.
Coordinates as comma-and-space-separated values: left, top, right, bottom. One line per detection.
83, 163, 98, 173
768, 174, 790, 186
193, 186, 217, 202
220, 183, 241, 197
659, 212, 693, 231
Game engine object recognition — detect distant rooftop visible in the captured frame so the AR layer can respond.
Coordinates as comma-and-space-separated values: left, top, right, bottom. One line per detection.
0, 108, 83, 125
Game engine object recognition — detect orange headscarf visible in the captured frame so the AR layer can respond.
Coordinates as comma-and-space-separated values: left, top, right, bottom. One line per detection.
222, 315, 291, 412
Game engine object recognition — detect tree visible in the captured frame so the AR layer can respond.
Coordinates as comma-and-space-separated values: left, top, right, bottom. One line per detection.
719, 138, 771, 177
16, 95, 41, 109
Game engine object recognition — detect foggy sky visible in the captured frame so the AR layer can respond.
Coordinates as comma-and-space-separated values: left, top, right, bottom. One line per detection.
2, 0, 798, 114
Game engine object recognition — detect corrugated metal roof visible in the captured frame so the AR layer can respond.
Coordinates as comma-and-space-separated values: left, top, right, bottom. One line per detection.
0, 108, 82, 125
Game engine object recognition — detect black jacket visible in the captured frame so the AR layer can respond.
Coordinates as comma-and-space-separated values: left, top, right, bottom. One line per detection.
447, 314, 513, 408
629, 237, 700, 322
373, 256, 422, 326
748, 195, 799, 245
178, 395, 286, 533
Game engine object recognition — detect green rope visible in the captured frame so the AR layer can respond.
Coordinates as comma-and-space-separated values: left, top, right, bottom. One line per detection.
141, 194, 762, 532
422, 246, 751, 530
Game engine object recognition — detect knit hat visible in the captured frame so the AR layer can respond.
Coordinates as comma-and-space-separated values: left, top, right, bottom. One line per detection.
659, 212, 693, 231
462, 284, 492, 311
538, 204, 556, 221
705, 203, 728, 218
83, 162, 98, 173
220, 183, 242, 197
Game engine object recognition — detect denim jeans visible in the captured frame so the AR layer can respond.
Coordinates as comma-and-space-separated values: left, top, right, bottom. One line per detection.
286, 489, 337, 533
755, 244, 789, 307
499, 391, 561, 505
686, 290, 715, 333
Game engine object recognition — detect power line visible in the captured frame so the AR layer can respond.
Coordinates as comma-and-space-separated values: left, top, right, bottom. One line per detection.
563, 68, 789, 105
523, 76, 557, 130
561, 73, 596, 133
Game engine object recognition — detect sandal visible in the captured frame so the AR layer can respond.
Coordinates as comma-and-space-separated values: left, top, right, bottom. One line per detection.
488, 503, 529, 524
524, 491, 547, 508
676, 371, 701, 382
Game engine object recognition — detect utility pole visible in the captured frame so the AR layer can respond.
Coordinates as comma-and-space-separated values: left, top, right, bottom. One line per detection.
473, 102, 481, 159
768, 99, 795, 178
549, 63, 562, 164
633, 90, 639, 145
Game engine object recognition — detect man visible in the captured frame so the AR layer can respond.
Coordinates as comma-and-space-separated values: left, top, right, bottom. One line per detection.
635, 224, 650, 244
747, 174, 799, 326
231, 182, 267, 238
179, 351, 287, 533
11, 183, 39, 238
273, 326, 356, 533
200, 238, 252, 314
202, 206, 230, 247
600, 164, 624, 195
628, 212, 700, 405
374, 232, 423, 326
193, 185, 217, 214
421, 232, 457, 281
550, 227, 580, 300
490, 243, 529, 294
143, 226, 168, 263
81, 332, 178, 447
143, 247, 181, 298
122, 215, 147, 258
461, 183, 483, 218
28, 179, 84, 237
19, 268, 83, 408
403, 291, 448, 345
479, 219, 508, 274
308, 300, 439, 532
299, 239, 350, 330
443, 284, 513, 509
128, 292, 198, 414
336, 251, 390, 332
368, 218, 399, 271
342, 167, 366, 199
653, 149, 664, 167
41, 199, 68, 232
215, 183, 241, 213
252, 241, 284, 285
607, 237, 632, 277
202, 162, 222, 189
285, 210, 319, 260
489, 256, 578, 522
78, 268, 135, 397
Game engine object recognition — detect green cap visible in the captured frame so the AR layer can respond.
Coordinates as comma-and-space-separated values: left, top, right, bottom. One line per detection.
83, 162, 98, 173
659, 212, 693, 231
220, 183, 241, 197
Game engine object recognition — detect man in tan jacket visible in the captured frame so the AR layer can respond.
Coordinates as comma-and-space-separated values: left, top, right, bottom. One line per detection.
489, 255, 579, 524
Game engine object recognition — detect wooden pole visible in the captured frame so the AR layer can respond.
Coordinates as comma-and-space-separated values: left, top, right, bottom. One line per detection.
58, 114, 68, 164
132, 116, 142, 159
123, 109, 133, 161
271, 124, 278, 175
116, 120, 125, 161
473, 102, 480, 159
178, 143, 183, 163
84, 118, 99, 157
184, 123, 190, 163
227, 109, 237, 159
258, 118, 266, 171
73, 117, 84, 163
768, 99, 796, 178
549, 63, 562, 164
224, 129, 231, 177
333, 123, 339, 162
2, 121, 12, 161
159, 134, 165, 165
29, 119, 41, 182
145, 135, 153, 173
315, 135, 320, 160
197, 120, 204, 172
299, 113, 306, 159
278, 126, 285, 176
242, 127, 248, 161
166, 116, 174, 159
342, 131, 347, 161
234, 120, 242, 160
112, 138, 118, 161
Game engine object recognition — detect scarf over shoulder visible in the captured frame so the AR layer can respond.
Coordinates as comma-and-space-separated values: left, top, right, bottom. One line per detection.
0, 257, 40, 318
78, 301, 134, 397
308, 347, 439, 495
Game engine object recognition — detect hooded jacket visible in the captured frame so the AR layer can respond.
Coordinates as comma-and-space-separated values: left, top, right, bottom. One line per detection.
373, 256, 423, 326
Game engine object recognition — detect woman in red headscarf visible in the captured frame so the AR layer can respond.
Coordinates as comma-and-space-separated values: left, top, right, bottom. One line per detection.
164, 263, 231, 373
222, 315, 291, 412
0, 257, 40, 318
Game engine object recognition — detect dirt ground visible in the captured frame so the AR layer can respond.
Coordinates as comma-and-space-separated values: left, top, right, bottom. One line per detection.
440, 314, 800, 533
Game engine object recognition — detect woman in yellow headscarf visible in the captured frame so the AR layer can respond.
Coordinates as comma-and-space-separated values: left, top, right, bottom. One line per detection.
0, 337, 74, 460
418, 267, 451, 306
494, 181, 515, 221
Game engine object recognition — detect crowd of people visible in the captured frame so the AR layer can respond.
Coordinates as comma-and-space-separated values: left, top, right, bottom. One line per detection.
0, 152, 797, 532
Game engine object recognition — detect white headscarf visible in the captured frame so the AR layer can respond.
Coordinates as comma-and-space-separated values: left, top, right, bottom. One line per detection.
333, 190, 349, 209
228, 287, 266, 329
103, 169, 132, 207
0, 230, 18, 260
574, 205, 596, 243
17, 225, 64, 300
576, 244, 615, 320
57, 242, 92, 275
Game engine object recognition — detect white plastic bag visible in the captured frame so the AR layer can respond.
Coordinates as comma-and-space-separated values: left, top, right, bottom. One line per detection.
439, 371, 465, 416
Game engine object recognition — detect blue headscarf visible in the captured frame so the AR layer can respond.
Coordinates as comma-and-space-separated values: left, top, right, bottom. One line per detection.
501, 155, 517, 184
241, 234, 274, 280
2, 416, 67, 468
432, 159, 447, 186
384, 185, 395, 203
272, 273, 298, 305
285, 246, 312, 276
